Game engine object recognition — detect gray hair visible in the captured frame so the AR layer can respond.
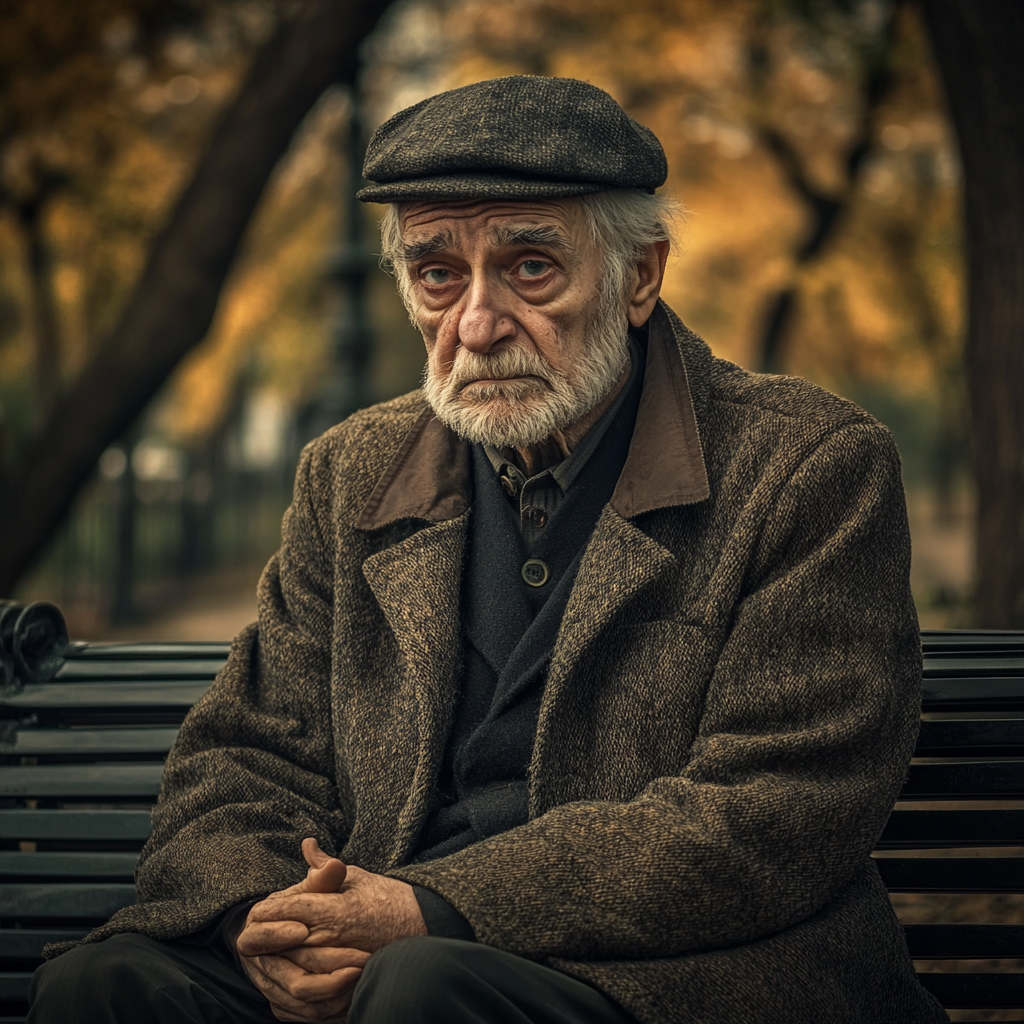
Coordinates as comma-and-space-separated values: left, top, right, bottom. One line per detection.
378, 188, 682, 313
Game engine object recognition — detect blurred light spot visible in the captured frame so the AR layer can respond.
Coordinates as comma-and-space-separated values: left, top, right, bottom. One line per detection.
165, 36, 201, 69
165, 75, 201, 105
117, 57, 147, 89
881, 124, 911, 151
683, 114, 715, 144
801, 70, 833, 103
239, 390, 290, 470
102, 17, 135, 55
133, 438, 187, 481
99, 447, 128, 481
865, 162, 901, 205
137, 85, 166, 115
717, 125, 752, 159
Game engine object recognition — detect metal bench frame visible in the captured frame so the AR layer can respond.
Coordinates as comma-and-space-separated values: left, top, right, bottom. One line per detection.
2, 632, 1022, 1022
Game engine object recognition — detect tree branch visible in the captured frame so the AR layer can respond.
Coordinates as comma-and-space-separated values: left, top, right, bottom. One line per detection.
755, 0, 902, 371
0, 0, 395, 595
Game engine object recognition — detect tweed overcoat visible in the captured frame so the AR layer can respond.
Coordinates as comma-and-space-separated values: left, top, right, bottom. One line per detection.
56, 302, 948, 1024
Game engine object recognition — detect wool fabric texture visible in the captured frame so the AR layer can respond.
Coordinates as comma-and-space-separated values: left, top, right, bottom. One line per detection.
356, 76, 668, 203
45, 303, 948, 1024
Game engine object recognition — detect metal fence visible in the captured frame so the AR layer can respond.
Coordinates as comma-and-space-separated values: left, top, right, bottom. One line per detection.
18, 394, 298, 633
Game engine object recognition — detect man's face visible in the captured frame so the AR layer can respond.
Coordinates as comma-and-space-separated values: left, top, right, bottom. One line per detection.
397, 198, 630, 449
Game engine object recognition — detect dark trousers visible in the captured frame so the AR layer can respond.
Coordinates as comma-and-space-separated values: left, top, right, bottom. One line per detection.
28, 933, 636, 1024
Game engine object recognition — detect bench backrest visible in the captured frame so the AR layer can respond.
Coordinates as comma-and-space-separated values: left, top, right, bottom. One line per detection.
1, 631, 1022, 1021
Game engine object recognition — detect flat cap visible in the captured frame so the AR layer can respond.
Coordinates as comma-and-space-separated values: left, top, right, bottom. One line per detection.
357, 76, 667, 204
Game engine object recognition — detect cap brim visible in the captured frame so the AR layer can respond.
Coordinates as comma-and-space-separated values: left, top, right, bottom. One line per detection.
356, 172, 618, 204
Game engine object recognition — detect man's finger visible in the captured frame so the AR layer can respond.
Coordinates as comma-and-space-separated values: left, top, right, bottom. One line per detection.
279, 945, 371, 973
248, 891, 339, 926
261, 840, 347, 903
298, 838, 347, 893
242, 955, 357, 1022
255, 953, 361, 1002
236, 919, 310, 956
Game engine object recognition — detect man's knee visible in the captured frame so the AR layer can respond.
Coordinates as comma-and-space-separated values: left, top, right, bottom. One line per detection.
350, 937, 482, 1022
29, 934, 157, 1024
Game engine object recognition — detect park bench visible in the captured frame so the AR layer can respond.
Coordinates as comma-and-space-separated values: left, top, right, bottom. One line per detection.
1, 630, 1022, 1022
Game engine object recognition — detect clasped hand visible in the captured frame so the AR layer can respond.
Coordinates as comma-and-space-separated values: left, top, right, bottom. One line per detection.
235, 838, 426, 1022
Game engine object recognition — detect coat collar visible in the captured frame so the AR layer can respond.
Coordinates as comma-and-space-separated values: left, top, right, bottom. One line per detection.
354, 300, 709, 531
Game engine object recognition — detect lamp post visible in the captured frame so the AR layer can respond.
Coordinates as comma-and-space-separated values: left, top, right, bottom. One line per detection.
306, 90, 375, 439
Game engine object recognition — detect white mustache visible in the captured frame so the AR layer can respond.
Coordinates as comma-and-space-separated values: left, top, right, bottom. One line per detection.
444, 348, 559, 391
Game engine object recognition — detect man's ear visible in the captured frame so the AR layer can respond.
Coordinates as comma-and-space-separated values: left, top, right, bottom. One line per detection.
627, 239, 670, 327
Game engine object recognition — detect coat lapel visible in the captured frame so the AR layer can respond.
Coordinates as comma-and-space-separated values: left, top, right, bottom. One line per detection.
554, 508, 676, 670
530, 506, 676, 812
360, 513, 468, 864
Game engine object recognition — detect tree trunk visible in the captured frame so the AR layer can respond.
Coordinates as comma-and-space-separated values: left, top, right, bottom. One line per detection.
18, 191, 63, 424
0, 0, 394, 596
752, 2, 901, 373
922, 0, 1024, 627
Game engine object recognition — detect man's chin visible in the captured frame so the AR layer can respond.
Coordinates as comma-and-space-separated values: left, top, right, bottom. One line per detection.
433, 397, 565, 449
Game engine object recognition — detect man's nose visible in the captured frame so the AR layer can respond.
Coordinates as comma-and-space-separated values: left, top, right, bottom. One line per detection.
457, 275, 515, 353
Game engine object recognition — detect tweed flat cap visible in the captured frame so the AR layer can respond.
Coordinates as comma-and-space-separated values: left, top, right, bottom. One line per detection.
357, 76, 667, 203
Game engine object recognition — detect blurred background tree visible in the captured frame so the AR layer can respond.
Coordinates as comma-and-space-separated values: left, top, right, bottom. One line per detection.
0, 0, 395, 616
922, 0, 1024, 630
1, 0, 1019, 634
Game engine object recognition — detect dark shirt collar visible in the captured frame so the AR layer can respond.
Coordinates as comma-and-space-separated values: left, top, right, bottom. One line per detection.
355, 301, 710, 531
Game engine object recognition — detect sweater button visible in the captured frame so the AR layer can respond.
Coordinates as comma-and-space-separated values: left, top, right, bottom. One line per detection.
521, 558, 550, 587
522, 505, 548, 528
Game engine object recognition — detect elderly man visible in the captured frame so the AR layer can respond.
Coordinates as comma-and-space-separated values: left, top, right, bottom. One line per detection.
29, 76, 948, 1024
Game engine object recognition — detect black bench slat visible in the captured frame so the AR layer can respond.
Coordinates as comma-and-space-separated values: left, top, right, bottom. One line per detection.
0, 883, 136, 917
63, 642, 231, 661
0, 763, 164, 798
923, 656, 1024, 677
905, 924, 1024, 959
876, 857, 1024, 892
879, 809, 1024, 848
0, 974, 33, 1003
922, 630, 1024, 651
0, 927, 88, 959
54, 660, 225, 682
917, 971, 1024, 1009
0, 682, 211, 710
0, 851, 139, 877
901, 761, 1024, 799
917, 719, 1024, 757
0, 809, 152, 841
0, 726, 179, 756
921, 679, 1024, 712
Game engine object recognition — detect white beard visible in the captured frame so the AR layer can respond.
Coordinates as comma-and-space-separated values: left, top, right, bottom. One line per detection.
419, 289, 630, 449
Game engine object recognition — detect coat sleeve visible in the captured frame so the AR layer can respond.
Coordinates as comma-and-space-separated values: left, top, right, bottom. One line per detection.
69, 439, 348, 948
388, 421, 922, 962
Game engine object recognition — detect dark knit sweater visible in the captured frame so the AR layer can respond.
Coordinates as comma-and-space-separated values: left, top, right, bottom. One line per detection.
414, 342, 645, 865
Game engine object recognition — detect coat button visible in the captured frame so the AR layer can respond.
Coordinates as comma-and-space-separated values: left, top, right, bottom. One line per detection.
522, 505, 548, 528
521, 558, 550, 587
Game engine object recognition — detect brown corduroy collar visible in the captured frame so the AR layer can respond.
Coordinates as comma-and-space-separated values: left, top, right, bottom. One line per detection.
354, 302, 709, 531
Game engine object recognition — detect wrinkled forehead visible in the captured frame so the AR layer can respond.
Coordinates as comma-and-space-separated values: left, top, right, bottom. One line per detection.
396, 198, 589, 256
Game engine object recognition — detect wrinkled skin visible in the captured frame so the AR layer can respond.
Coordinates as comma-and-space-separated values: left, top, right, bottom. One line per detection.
235, 839, 425, 1022
401, 198, 667, 470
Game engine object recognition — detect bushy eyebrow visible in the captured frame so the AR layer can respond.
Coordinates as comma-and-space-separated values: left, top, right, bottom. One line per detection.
488, 224, 576, 256
399, 223, 577, 263
401, 232, 453, 262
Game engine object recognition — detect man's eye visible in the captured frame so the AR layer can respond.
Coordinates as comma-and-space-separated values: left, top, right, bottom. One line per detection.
423, 268, 452, 285
518, 260, 549, 278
